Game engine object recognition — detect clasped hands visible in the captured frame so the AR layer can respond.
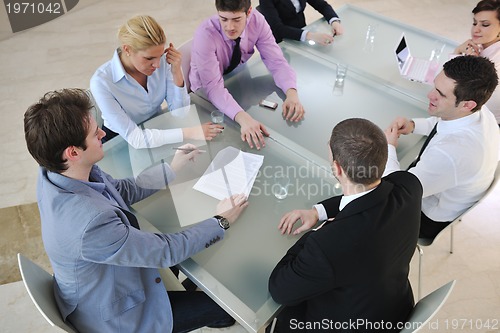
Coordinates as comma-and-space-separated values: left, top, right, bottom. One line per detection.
306, 21, 344, 46
384, 117, 414, 148
455, 39, 483, 56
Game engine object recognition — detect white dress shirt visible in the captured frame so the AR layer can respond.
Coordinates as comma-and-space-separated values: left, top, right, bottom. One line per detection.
314, 187, 376, 221
384, 106, 499, 221
90, 49, 190, 149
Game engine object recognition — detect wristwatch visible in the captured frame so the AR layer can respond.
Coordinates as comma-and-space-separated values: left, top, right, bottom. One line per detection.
214, 215, 230, 230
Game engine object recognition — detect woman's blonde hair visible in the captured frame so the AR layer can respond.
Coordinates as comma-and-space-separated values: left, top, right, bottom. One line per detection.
118, 15, 166, 52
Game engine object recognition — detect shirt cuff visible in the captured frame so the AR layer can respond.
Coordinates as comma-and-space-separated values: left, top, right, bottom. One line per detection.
313, 204, 327, 221
300, 30, 308, 42
329, 17, 341, 25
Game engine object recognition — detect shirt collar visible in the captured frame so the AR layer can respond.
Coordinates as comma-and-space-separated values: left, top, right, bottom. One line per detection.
110, 48, 128, 83
437, 109, 482, 134
339, 186, 377, 211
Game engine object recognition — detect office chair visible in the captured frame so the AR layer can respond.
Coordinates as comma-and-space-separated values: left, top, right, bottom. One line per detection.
17, 253, 78, 333
417, 161, 500, 300
178, 39, 193, 93
400, 280, 456, 333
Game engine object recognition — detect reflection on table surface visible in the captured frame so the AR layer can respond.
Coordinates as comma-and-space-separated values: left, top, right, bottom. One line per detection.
96, 5, 456, 332
283, 4, 458, 103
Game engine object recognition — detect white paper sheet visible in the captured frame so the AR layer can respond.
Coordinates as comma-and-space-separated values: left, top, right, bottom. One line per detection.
193, 147, 264, 200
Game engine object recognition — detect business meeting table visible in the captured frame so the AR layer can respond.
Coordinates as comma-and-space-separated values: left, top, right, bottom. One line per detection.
97, 5, 457, 333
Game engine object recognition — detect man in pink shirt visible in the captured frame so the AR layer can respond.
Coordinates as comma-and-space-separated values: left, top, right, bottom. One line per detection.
189, 0, 305, 150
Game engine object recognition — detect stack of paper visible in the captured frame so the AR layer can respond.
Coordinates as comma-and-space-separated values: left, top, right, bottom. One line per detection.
193, 146, 264, 200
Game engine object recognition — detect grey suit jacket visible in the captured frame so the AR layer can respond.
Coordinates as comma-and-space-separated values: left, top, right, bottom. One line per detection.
37, 165, 224, 333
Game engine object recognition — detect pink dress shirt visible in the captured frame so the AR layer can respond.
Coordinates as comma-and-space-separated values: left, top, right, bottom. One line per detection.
189, 10, 297, 120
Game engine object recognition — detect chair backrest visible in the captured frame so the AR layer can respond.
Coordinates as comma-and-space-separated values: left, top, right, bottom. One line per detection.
178, 39, 193, 93
400, 280, 456, 333
419, 161, 500, 246
17, 253, 78, 333
85, 89, 104, 128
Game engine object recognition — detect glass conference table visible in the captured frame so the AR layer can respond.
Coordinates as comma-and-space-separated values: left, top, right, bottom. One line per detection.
97, 5, 457, 332
98, 95, 340, 332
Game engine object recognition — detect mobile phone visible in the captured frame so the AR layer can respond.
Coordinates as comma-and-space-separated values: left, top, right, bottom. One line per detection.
259, 99, 278, 110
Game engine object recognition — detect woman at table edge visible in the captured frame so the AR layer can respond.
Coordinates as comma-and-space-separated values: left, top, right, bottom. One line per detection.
454, 0, 500, 124
90, 15, 223, 149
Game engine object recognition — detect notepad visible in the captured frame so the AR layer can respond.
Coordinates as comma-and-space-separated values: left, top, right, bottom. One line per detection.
193, 146, 264, 200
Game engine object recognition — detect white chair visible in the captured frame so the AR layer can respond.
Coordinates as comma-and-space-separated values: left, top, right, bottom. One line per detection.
417, 161, 500, 300
400, 280, 456, 333
85, 89, 104, 128
17, 253, 78, 333
178, 39, 193, 93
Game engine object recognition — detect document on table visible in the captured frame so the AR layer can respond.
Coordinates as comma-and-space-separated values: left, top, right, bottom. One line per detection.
193, 146, 264, 200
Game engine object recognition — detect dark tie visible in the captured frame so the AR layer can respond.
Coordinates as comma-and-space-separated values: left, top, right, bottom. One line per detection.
118, 207, 141, 230
224, 37, 241, 75
407, 123, 438, 170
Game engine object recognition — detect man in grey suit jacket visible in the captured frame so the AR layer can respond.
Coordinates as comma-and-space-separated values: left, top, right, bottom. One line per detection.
269, 118, 422, 332
258, 0, 343, 44
23, 88, 248, 333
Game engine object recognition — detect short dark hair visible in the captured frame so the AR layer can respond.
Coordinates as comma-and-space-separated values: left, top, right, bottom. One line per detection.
215, 0, 251, 12
24, 88, 92, 173
329, 118, 388, 185
443, 55, 498, 112
473, 0, 500, 21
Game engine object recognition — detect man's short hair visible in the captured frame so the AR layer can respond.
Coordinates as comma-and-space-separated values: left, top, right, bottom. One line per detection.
215, 0, 251, 12
24, 88, 92, 173
329, 118, 388, 185
443, 55, 498, 112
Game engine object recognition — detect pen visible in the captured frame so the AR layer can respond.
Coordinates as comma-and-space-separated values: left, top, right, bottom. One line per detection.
172, 147, 206, 153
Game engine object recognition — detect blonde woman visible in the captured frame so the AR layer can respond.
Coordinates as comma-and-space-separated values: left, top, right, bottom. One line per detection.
91, 15, 223, 148
455, 0, 500, 124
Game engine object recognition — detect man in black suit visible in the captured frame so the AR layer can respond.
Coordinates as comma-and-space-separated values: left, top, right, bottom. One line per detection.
268, 118, 422, 332
258, 0, 343, 44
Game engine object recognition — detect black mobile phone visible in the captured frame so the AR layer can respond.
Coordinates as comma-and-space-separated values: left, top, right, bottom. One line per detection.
259, 99, 278, 110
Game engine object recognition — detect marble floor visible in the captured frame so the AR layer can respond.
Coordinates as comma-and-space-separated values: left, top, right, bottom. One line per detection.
1, 0, 499, 332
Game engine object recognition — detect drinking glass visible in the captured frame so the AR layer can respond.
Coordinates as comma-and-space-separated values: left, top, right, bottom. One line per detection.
273, 176, 290, 200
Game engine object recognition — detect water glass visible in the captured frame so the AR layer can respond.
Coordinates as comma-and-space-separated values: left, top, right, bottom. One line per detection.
211, 110, 224, 124
335, 63, 348, 86
273, 177, 290, 200
429, 41, 446, 61
363, 24, 376, 52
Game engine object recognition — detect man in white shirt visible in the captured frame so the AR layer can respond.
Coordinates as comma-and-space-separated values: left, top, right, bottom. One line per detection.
384, 55, 499, 238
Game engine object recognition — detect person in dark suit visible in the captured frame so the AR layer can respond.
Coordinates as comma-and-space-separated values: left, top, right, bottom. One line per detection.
268, 118, 422, 332
258, 0, 343, 44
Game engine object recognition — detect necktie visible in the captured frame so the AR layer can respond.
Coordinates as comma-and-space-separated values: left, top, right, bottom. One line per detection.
118, 207, 141, 230
224, 37, 241, 75
407, 123, 438, 170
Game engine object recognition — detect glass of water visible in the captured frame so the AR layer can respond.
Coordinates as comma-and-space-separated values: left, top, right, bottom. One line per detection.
273, 176, 291, 200
211, 110, 224, 124
335, 63, 348, 86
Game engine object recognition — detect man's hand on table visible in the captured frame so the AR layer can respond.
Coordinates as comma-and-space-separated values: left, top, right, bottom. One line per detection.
278, 208, 319, 235
283, 89, 305, 122
216, 194, 249, 225
234, 111, 270, 150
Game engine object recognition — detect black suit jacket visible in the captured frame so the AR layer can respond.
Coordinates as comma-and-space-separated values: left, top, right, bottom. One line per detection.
269, 171, 422, 332
258, 0, 338, 42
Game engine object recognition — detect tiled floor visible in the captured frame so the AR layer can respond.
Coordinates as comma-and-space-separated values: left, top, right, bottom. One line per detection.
1, 0, 500, 332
